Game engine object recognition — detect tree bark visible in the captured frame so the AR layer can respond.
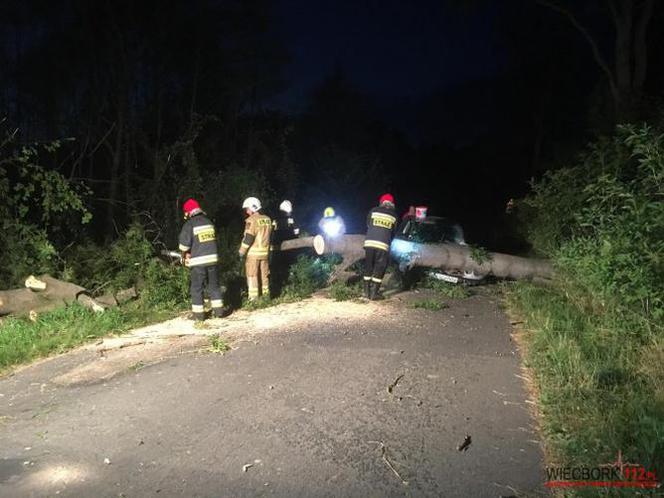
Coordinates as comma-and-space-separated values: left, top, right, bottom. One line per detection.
308, 235, 553, 281
277, 236, 318, 252
610, 0, 634, 106
0, 275, 108, 317
633, 0, 655, 96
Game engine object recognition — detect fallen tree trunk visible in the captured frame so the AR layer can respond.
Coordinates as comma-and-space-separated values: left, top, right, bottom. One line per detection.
310, 234, 553, 281
278, 236, 316, 251
0, 275, 109, 317
410, 241, 553, 281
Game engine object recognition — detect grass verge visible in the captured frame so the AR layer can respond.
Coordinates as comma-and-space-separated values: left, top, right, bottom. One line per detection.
0, 301, 181, 373
505, 282, 664, 494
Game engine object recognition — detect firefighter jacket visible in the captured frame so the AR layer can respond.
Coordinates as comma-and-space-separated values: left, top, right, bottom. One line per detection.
364, 204, 397, 252
178, 211, 219, 267
272, 212, 300, 245
240, 211, 272, 259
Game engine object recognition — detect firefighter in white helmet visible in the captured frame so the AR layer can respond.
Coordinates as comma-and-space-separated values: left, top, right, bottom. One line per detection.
239, 197, 272, 300
271, 199, 300, 294
272, 199, 300, 244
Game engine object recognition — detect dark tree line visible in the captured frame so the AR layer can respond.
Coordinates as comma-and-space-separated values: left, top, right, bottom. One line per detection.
1, 0, 663, 253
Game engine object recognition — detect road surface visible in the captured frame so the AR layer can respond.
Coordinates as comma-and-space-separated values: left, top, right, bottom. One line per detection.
0, 288, 545, 497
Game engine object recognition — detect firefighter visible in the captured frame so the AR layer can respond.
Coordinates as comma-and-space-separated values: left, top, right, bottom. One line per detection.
239, 196, 272, 300
271, 199, 300, 244
178, 198, 226, 320
271, 200, 300, 295
318, 206, 346, 237
363, 193, 397, 300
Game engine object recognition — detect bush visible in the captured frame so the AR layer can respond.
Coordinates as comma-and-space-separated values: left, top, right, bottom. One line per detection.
420, 276, 470, 299
64, 222, 189, 308
239, 254, 340, 308
521, 124, 664, 320
0, 129, 91, 289
281, 254, 340, 299
328, 281, 363, 301
510, 124, 664, 482
140, 259, 189, 309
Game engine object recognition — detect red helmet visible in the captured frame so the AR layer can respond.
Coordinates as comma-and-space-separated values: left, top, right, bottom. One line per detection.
183, 198, 201, 215
379, 193, 395, 205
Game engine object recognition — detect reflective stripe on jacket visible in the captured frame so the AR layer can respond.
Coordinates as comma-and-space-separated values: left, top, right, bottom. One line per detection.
364, 204, 397, 252
178, 212, 219, 267
240, 211, 272, 260
272, 212, 300, 245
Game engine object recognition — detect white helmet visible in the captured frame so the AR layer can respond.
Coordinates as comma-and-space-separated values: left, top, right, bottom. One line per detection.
242, 196, 261, 212
279, 200, 293, 213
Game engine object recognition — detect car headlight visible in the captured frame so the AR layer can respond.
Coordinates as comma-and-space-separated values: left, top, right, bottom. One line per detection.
390, 238, 417, 256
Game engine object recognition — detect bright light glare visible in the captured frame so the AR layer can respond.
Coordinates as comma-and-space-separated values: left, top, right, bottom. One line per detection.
28, 463, 88, 488
390, 238, 416, 256
322, 219, 342, 237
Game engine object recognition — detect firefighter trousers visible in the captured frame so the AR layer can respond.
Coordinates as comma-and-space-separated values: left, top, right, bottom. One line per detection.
246, 257, 270, 300
364, 247, 389, 285
190, 265, 224, 318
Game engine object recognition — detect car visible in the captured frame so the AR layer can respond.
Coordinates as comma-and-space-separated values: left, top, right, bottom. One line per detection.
390, 215, 488, 286
395, 215, 465, 244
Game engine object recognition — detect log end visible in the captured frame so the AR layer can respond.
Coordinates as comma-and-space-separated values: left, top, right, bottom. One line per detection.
313, 234, 325, 256
25, 275, 47, 292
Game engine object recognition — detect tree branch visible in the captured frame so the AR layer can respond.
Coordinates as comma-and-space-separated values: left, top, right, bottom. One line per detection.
633, 0, 654, 91
536, 0, 620, 103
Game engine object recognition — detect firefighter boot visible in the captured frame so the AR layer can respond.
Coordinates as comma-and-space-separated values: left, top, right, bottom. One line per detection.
192, 312, 206, 321
370, 282, 384, 301
364, 280, 371, 299
214, 305, 233, 318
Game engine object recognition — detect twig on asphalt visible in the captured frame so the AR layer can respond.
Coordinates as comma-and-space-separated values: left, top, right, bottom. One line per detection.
387, 374, 404, 395
368, 441, 409, 486
457, 435, 472, 452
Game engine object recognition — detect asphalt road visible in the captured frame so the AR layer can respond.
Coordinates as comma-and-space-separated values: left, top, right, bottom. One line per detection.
0, 289, 545, 497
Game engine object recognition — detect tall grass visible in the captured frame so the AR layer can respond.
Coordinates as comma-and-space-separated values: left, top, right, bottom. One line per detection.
508, 124, 664, 492
0, 302, 179, 371
508, 284, 663, 475
0, 222, 190, 372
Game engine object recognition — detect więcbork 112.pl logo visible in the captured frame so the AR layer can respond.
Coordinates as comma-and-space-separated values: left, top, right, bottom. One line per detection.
545, 451, 660, 490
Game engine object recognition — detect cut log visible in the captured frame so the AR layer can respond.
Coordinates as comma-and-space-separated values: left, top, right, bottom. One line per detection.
96, 287, 139, 307
25, 275, 47, 291
277, 236, 316, 251
312, 234, 553, 281
0, 275, 108, 317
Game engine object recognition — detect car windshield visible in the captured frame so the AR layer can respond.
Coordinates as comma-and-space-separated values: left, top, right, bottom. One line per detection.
399, 218, 463, 244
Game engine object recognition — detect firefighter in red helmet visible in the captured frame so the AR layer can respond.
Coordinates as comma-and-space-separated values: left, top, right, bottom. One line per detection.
179, 198, 227, 320
363, 193, 397, 299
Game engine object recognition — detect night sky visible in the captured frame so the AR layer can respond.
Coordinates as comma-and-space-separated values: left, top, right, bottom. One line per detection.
270, 0, 502, 133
